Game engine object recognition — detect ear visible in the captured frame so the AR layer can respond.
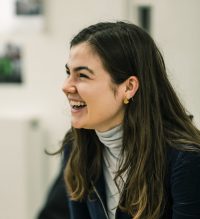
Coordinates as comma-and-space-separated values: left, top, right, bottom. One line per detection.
124, 76, 139, 99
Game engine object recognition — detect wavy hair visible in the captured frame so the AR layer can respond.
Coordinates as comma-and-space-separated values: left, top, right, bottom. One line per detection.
63, 21, 200, 219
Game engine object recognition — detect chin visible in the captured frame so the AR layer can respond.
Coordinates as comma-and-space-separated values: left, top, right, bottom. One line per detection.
72, 124, 82, 129
71, 121, 85, 129
72, 122, 94, 130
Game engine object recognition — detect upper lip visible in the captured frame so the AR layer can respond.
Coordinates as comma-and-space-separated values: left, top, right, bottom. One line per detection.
67, 94, 84, 102
67, 97, 86, 106
68, 98, 85, 102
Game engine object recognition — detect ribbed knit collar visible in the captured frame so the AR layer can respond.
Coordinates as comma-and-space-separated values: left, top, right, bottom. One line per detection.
95, 124, 123, 158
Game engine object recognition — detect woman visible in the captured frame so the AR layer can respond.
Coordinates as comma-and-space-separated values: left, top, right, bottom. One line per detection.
61, 21, 200, 219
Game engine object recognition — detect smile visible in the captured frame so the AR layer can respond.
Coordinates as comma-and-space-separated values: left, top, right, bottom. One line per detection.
69, 100, 87, 109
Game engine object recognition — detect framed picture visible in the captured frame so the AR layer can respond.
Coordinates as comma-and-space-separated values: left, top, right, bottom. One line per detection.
15, 0, 43, 16
126, 0, 152, 34
0, 0, 44, 34
0, 43, 22, 83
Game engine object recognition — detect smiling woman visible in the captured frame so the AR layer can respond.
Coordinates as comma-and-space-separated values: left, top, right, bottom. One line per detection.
59, 21, 200, 219
62, 42, 138, 131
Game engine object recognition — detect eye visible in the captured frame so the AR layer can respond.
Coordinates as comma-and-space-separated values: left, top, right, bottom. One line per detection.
79, 73, 89, 79
66, 69, 70, 76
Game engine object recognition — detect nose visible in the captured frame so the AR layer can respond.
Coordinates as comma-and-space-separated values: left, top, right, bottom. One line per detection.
62, 76, 77, 95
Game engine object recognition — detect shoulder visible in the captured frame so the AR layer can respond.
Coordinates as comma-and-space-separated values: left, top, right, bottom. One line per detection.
167, 146, 200, 173
167, 146, 200, 216
167, 146, 200, 182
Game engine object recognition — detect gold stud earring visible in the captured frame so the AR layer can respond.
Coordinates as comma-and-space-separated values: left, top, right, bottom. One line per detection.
124, 97, 129, 104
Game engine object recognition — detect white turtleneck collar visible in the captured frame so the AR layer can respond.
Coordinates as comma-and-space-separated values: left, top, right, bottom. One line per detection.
95, 124, 123, 157
95, 124, 125, 219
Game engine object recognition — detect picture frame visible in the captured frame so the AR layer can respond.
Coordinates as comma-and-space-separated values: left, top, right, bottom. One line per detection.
0, 42, 22, 83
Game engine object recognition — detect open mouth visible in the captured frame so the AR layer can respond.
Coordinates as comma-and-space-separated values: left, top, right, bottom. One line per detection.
69, 100, 87, 110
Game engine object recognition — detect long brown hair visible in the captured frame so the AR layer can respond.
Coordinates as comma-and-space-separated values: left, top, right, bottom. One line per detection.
62, 22, 200, 219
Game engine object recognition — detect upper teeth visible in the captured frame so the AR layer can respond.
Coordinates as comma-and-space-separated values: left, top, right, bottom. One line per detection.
70, 100, 86, 106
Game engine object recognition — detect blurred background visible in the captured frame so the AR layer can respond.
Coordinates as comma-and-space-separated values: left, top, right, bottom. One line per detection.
0, 0, 199, 218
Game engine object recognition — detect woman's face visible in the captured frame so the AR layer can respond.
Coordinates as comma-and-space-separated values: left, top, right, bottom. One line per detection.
62, 42, 126, 132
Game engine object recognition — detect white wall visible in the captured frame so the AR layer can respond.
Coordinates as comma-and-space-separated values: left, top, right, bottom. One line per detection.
0, 0, 199, 218
0, 115, 46, 219
153, 0, 200, 127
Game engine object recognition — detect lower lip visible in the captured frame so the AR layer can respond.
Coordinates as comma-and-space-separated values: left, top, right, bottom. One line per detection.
71, 106, 86, 113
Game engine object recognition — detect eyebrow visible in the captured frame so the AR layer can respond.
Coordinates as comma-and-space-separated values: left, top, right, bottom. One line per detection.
65, 64, 94, 75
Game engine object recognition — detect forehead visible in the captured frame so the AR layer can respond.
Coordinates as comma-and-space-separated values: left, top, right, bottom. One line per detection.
68, 42, 103, 68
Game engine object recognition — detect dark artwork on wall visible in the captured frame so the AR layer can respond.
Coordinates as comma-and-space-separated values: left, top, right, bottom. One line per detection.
0, 43, 22, 83
15, 0, 43, 16
138, 6, 151, 34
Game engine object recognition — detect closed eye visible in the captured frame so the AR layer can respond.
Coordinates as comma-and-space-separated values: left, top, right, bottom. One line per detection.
79, 73, 89, 79
66, 69, 70, 76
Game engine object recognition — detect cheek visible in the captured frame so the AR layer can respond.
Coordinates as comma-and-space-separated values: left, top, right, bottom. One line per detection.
76, 84, 89, 99
77, 82, 124, 111
77, 83, 104, 101
91, 93, 124, 115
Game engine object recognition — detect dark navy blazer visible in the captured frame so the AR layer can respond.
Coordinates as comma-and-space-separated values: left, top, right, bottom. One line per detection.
64, 145, 200, 219
39, 144, 200, 219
